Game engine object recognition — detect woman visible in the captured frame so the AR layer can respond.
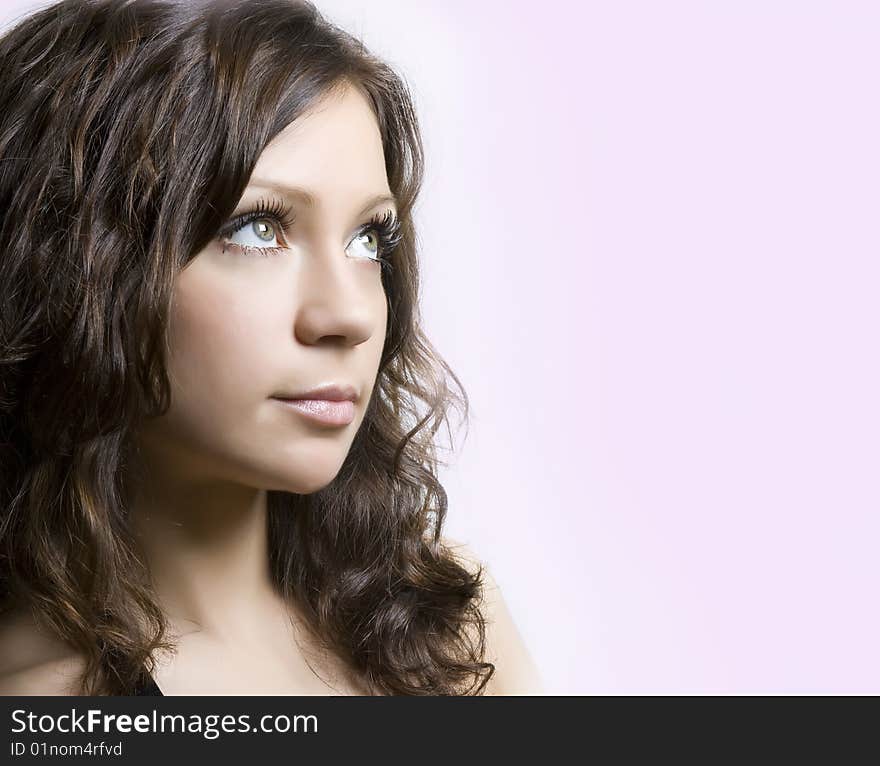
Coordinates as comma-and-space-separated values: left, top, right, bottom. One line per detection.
0, 0, 543, 695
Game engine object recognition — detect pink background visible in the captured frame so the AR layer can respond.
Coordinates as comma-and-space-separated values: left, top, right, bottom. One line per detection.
4, 1, 878, 694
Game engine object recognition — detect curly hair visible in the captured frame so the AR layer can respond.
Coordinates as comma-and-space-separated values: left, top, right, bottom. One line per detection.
0, 0, 494, 695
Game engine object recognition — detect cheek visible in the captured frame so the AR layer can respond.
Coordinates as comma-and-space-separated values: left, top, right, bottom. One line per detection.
164, 278, 277, 429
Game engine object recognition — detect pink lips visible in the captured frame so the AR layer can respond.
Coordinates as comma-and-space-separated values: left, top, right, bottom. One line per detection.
271, 382, 359, 427
273, 397, 356, 426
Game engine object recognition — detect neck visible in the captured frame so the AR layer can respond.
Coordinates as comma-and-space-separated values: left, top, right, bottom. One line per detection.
126, 448, 285, 642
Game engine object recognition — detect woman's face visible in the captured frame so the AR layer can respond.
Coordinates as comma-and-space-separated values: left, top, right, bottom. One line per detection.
138, 83, 392, 494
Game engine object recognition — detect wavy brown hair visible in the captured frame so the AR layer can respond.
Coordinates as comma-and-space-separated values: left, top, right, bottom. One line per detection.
0, 0, 493, 695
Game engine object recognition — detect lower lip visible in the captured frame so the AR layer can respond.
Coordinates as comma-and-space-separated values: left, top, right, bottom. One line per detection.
273, 398, 356, 426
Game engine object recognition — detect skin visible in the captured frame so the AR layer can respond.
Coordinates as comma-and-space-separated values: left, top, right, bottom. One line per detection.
0, 81, 544, 695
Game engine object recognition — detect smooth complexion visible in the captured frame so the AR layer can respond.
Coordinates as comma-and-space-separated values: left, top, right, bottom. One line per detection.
127, 81, 393, 695
0, 81, 544, 696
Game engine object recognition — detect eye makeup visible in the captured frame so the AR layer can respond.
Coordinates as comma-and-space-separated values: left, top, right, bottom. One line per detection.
217, 196, 296, 258
216, 194, 402, 263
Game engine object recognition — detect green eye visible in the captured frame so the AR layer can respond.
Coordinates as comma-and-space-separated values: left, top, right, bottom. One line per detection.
216, 196, 295, 258
360, 230, 379, 253
346, 211, 401, 263
346, 228, 382, 262
252, 220, 276, 242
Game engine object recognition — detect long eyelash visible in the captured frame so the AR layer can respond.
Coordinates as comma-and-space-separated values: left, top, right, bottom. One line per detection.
217, 196, 295, 258
361, 208, 402, 265
217, 197, 403, 263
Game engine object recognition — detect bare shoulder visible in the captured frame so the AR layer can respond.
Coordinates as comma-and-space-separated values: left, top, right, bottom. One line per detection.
0, 604, 86, 695
441, 536, 546, 695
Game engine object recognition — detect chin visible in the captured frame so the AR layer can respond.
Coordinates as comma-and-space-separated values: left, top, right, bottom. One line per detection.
285, 475, 337, 495
243, 444, 351, 495
256, 474, 332, 496
264, 462, 346, 495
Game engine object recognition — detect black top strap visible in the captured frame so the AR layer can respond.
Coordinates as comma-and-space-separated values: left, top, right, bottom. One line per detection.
132, 673, 164, 696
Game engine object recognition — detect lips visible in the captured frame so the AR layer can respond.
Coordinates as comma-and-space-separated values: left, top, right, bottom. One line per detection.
271, 383, 359, 427
271, 383, 359, 402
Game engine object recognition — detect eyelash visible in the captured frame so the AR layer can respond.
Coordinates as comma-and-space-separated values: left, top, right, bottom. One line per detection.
217, 196, 402, 264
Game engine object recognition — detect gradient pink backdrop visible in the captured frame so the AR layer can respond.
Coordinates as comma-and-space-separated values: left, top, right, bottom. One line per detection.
4, 0, 878, 694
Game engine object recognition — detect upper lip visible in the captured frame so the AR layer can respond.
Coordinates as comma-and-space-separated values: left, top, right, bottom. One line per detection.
272, 383, 359, 402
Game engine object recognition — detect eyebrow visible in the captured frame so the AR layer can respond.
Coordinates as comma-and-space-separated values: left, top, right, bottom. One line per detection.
245, 178, 398, 218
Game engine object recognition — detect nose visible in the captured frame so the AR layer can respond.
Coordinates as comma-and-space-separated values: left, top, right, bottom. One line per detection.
292, 242, 377, 347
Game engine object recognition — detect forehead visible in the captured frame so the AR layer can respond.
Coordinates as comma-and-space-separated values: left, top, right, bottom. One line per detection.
251, 84, 388, 197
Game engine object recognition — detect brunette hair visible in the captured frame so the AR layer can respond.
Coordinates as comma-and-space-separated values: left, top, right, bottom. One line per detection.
0, 0, 493, 695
